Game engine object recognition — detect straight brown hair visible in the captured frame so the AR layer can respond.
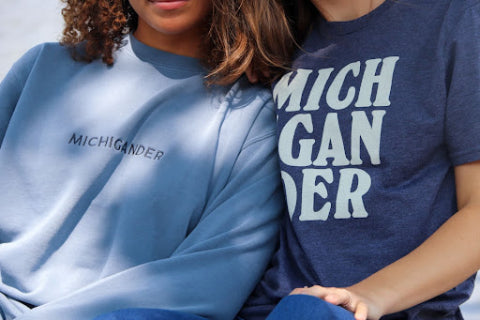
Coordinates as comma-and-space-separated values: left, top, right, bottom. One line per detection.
60, 0, 296, 85
283, 0, 316, 44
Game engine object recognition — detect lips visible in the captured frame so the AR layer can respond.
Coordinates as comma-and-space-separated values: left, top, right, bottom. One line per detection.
148, 0, 188, 10
148, 0, 182, 2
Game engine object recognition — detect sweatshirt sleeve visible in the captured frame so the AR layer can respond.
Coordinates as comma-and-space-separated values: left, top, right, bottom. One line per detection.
0, 63, 23, 145
0, 44, 42, 145
15, 97, 284, 320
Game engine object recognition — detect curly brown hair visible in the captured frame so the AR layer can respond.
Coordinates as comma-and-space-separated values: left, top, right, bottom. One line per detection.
61, 0, 295, 85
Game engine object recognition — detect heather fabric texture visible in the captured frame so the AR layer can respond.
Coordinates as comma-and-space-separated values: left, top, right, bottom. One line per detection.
0, 35, 284, 320
241, 0, 480, 319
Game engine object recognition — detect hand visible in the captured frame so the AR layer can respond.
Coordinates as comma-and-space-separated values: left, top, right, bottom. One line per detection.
290, 285, 382, 320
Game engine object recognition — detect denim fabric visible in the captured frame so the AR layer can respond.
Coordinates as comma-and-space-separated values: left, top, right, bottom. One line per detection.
266, 295, 355, 320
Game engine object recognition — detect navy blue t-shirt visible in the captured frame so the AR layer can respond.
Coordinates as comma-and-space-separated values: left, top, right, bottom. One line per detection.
241, 0, 480, 319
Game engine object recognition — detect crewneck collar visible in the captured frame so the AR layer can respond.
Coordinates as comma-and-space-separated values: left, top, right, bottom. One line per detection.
316, 0, 394, 35
126, 34, 207, 74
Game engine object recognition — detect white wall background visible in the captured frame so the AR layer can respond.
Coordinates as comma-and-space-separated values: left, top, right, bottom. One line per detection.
0, 0, 63, 80
0, 0, 479, 319
466, 281, 480, 319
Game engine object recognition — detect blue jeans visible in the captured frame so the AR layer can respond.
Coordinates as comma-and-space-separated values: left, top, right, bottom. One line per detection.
265, 294, 355, 320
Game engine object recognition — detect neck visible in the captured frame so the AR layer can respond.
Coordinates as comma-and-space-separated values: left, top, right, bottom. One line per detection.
310, 0, 385, 22
133, 20, 205, 58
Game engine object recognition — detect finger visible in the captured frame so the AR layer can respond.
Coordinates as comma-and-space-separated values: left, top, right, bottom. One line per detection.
324, 288, 352, 306
290, 288, 303, 295
289, 285, 329, 298
324, 293, 342, 305
354, 302, 368, 320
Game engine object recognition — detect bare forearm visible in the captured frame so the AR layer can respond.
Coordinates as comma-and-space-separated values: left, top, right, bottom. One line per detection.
349, 204, 480, 317
292, 162, 480, 320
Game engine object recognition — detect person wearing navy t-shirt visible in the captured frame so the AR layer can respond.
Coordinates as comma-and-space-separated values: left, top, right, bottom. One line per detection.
240, 0, 480, 319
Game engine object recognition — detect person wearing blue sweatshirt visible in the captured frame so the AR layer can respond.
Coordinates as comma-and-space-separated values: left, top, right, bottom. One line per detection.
240, 0, 480, 319
0, 1, 296, 320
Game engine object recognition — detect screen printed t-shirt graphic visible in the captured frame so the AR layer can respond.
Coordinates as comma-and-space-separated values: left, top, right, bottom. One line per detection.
240, 0, 480, 319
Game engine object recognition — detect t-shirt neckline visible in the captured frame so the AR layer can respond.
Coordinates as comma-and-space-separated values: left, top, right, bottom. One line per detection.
316, 0, 395, 36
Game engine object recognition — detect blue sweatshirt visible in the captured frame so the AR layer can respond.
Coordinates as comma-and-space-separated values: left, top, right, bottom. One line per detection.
0, 35, 284, 320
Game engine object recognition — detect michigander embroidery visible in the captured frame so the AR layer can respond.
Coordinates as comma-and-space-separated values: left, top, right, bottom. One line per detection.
68, 133, 164, 161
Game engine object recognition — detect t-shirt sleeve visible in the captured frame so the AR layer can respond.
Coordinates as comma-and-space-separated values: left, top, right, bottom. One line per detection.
445, 2, 480, 165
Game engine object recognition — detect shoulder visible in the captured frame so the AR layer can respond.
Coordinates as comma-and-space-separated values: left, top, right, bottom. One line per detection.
397, 0, 480, 9
451, 0, 480, 10
235, 78, 277, 143
224, 77, 275, 124
438, 0, 480, 24
444, 0, 480, 19
218, 77, 277, 147
391, 0, 480, 47
6, 42, 74, 85
392, 0, 479, 17
441, 0, 480, 41
13, 42, 71, 68
225, 77, 274, 109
